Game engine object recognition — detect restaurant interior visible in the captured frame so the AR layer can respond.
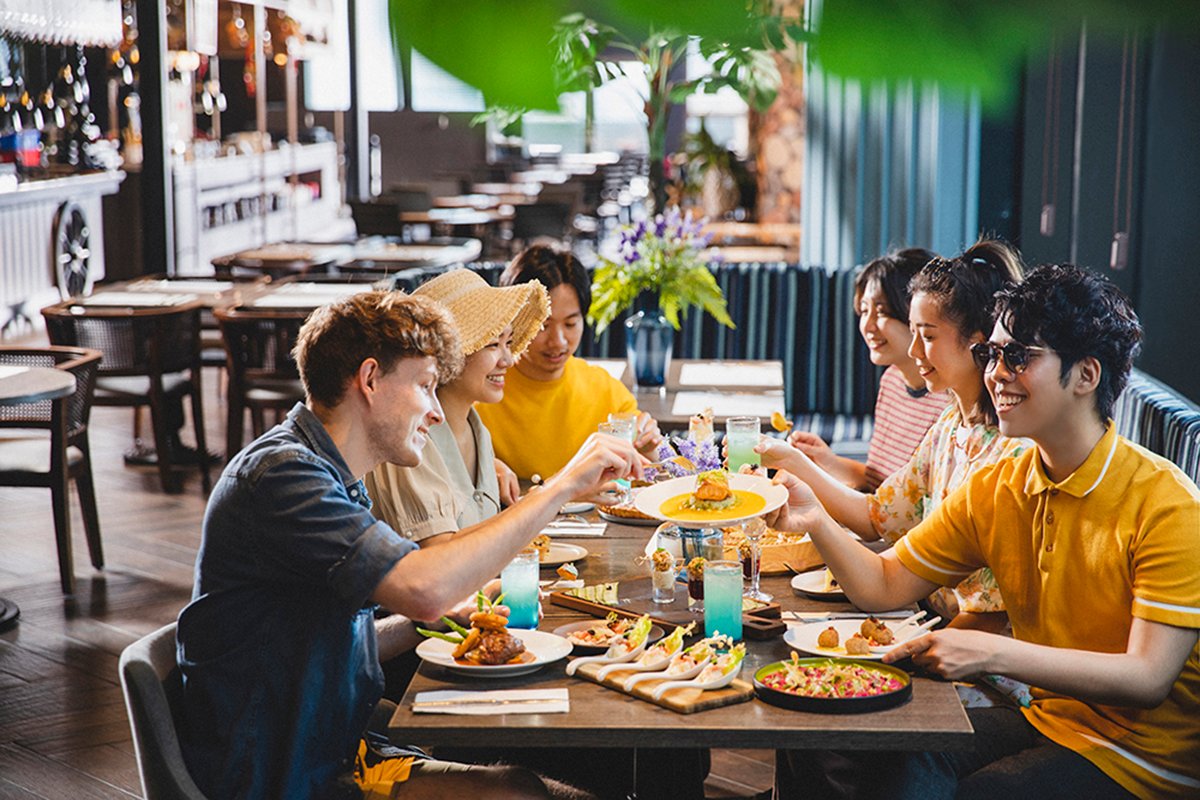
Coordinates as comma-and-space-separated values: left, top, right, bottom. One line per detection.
1, 0, 1199, 797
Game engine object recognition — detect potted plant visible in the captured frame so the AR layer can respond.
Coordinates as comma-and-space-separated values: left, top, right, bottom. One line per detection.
588, 208, 735, 387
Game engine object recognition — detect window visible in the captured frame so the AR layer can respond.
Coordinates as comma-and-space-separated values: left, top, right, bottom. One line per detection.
519, 62, 650, 155
408, 50, 484, 113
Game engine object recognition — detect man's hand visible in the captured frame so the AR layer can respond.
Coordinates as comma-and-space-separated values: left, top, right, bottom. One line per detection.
494, 458, 520, 507
552, 433, 644, 500
634, 411, 663, 456
787, 430, 838, 471
883, 628, 1002, 680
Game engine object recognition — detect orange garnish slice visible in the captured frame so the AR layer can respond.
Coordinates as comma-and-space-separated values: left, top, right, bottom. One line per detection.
770, 411, 792, 432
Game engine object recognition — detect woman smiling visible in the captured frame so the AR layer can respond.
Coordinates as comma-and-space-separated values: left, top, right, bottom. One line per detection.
365, 269, 549, 546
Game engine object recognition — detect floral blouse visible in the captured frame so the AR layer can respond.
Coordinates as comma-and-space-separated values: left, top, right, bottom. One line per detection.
866, 405, 1031, 612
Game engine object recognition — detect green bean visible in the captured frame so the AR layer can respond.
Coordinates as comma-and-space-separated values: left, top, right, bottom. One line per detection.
416, 627, 462, 643
441, 616, 470, 637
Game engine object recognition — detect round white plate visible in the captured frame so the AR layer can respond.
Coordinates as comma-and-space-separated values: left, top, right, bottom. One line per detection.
784, 620, 896, 661
791, 569, 846, 600
415, 629, 573, 677
560, 501, 595, 514
633, 473, 787, 527
540, 542, 588, 567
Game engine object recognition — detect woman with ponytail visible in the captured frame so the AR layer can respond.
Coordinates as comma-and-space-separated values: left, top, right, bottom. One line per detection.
756, 239, 1031, 624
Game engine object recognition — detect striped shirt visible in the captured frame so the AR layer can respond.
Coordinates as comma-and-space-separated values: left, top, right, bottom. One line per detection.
864, 366, 951, 490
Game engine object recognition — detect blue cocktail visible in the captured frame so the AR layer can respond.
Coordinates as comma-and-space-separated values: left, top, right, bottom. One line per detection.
704, 560, 744, 640
500, 549, 540, 629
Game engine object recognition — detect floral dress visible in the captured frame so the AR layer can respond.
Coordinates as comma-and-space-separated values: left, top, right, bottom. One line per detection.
866, 405, 1031, 612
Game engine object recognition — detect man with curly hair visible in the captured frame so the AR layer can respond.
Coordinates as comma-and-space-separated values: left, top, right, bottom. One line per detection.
770, 265, 1200, 799
175, 291, 639, 800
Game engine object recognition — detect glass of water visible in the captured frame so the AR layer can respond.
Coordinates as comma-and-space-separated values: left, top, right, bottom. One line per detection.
598, 421, 634, 505
725, 416, 762, 473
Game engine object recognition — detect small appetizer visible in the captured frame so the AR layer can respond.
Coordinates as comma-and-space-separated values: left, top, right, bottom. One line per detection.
531, 534, 551, 558
603, 614, 653, 658
869, 622, 895, 646
770, 411, 793, 433
844, 633, 871, 656
689, 407, 714, 443
556, 562, 579, 581
695, 642, 746, 683
816, 626, 840, 648
650, 548, 680, 591
564, 612, 633, 648
665, 634, 730, 675
823, 568, 840, 593
687, 470, 735, 510
860, 616, 881, 639
636, 621, 696, 666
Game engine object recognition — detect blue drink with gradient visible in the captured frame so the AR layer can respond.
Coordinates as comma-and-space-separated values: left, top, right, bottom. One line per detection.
704, 560, 743, 640
500, 550, 540, 629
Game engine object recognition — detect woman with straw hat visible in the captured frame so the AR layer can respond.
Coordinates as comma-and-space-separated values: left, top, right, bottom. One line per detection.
365, 268, 550, 546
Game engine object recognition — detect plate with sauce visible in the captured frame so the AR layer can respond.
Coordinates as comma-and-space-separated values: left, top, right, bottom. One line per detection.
415, 630, 573, 677
633, 473, 788, 527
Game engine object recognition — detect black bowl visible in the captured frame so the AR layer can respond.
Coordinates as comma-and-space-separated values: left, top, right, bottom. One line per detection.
753, 657, 912, 713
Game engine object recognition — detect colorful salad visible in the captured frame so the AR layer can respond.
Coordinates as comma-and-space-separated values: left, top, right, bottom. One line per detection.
566, 613, 634, 648
605, 614, 653, 657
761, 653, 906, 699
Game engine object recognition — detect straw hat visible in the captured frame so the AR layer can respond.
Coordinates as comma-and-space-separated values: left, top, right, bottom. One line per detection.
413, 268, 550, 357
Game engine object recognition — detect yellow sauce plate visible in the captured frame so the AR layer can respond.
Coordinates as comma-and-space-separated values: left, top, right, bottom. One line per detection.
658, 489, 768, 523
633, 473, 788, 528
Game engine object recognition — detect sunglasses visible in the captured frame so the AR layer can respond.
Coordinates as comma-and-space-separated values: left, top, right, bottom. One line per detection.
970, 341, 1049, 374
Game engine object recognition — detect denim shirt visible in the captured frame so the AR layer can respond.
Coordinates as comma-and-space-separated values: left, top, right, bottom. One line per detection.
176, 403, 417, 800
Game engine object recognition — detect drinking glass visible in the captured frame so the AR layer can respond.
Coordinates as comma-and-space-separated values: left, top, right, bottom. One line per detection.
704, 560, 744, 640
649, 552, 684, 604
741, 517, 772, 602
725, 416, 762, 472
500, 549, 540, 629
686, 557, 707, 612
598, 421, 634, 505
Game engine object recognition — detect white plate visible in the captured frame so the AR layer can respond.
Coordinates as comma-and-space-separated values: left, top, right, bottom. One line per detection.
560, 501, 595, 514
791, 569, 846, 600
541, 543, 588, 567
784, 620, 897, 661
415, 629, 573, 677
633, 473, 787, 527
597, 508, 660, 527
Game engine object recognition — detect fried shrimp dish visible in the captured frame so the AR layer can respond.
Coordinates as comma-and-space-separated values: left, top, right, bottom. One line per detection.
417, 592, 529, 666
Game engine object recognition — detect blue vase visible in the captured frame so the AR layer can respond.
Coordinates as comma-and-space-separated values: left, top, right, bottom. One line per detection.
625, 308, 673, 388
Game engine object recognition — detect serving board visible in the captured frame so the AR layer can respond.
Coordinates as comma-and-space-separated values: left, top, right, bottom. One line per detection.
549, 578, 784, 640
572, 660, 754, 714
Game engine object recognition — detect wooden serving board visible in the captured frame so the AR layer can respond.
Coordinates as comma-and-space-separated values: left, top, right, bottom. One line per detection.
549, 577, 783, 638
572, 660, 754, 714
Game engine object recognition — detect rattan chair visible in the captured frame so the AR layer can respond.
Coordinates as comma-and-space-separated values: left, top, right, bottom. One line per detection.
0, 346, 102, 593
214, 306, 309, 459
42, 301, 212, 494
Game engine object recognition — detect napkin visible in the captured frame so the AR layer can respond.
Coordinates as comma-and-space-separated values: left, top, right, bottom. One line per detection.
412, 688, 569, 715
539, 522, 607, 537
678, 362, 782, 388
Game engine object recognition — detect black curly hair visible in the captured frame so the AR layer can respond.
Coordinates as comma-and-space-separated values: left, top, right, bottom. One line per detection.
501, 244, 591, 313
853, 247, 939, 326
993, 264, 1142, 423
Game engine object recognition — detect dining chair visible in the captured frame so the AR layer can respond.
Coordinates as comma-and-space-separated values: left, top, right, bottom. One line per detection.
42, 301, 212, 494
0, 346, 102, 594
214, 306, 309, 459
119, 623, 212, 800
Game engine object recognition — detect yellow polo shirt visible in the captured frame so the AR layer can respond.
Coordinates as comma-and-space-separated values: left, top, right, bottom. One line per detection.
476, 356, 638, 480
895, 424, 1200, 799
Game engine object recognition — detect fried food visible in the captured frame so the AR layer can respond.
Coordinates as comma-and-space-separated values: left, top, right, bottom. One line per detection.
869, 623, 894, 646
451, 627, 481, 659
687, 557, 707, 580
684, 469, 736, 511
531, 534, 551, 557
817, 626, 840, 648
470, 629, 526, 665
469, 611, 510, 632
845, 634, 871, 656
860, 616, 881, 639
770, 411, 793, 433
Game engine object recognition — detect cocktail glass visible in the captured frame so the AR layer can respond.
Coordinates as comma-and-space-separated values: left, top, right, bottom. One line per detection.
500, 549, 540, 629
741, 517, 772, 602
725, 416, 762, 473
704, 560, 744, 640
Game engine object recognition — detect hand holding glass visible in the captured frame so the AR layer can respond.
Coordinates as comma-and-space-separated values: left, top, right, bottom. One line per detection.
725, 416, 762, 472
598, 421, 634, 505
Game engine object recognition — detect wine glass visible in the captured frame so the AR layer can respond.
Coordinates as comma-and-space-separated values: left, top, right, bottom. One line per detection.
741, 517, 772, 602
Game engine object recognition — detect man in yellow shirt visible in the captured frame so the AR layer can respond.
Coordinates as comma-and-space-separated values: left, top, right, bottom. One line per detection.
766, 265, 1199, 799
478, 245, 662, 482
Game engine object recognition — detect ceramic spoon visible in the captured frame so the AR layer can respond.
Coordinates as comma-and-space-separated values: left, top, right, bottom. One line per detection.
565, 639, 648, 676
650, 659, 743, 701
596, 641, 684, 681
622, 656, 710, 692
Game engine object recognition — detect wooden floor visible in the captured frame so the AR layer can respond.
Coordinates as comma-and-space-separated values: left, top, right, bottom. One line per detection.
0, 355, 773, 799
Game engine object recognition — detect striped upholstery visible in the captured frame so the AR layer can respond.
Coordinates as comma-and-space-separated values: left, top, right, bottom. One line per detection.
1113, 369, 1200, 484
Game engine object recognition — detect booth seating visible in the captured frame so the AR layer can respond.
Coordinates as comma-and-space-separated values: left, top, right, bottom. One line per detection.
1114, 368, 1200, 483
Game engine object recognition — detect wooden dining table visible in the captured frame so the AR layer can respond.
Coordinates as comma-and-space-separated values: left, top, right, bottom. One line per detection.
387, 518, 973, 758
